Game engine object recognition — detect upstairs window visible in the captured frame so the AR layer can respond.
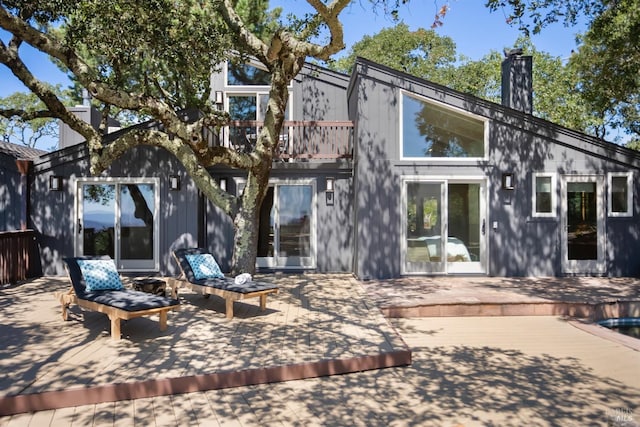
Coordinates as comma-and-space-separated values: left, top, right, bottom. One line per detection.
401, 92, 486, 159
227, 62, 271, 86
608, 172, 633, 217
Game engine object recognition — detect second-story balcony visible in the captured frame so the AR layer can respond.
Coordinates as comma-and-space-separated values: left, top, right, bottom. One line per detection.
207, 120, 354, 161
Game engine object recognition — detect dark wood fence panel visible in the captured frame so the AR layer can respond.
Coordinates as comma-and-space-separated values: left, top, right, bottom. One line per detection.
0, 230, 35, 285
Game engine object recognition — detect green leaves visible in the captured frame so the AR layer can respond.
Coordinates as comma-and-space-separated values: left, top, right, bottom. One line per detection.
0, 88, 65, 149
330, 23, 458, 80
60, 0, 233, 110
484, 0, 638, 140
570, 0, 640, 139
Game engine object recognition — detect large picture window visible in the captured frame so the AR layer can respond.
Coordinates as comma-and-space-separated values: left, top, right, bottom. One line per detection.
401, 92, 486, 159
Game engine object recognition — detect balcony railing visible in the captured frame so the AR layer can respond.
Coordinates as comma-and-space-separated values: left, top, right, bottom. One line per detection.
0, 229, 35, 285
206, 120, 354, 160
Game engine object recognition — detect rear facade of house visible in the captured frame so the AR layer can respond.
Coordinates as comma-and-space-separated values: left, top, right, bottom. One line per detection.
15, 56, 640, 279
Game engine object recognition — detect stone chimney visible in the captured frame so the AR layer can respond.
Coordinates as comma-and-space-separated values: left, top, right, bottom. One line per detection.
501, 49, 532, 114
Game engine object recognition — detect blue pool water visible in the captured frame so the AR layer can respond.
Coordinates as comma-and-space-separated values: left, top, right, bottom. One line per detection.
598, 318, 640, 339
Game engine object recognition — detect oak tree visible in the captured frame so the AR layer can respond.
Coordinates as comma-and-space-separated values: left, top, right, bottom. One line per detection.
0, 0, 357, 273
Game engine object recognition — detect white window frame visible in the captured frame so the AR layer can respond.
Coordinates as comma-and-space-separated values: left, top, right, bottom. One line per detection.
234, 177, 317, 270
400, 174, 488, 275
399, 90, 489, 162
224, 59, 271, 87
73, 177, 160, 272
560, 174, 606, 274
608, 172, 633, 217
532, 172, 557, 218
224, 92, 292, 122
223, 60, 293, 90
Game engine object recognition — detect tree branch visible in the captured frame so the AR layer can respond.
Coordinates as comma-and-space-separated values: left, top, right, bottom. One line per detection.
0, 36, 97, 142
0, 108, 58, 120
99, 128, 239, 216
219, 0, 270, 62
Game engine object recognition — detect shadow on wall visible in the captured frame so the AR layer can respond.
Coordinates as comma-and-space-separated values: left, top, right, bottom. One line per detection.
31, 145, 199, 276
353, 63, 616, 278
0, 159, 22, 232
317, 173, 353, 272
354, 76, 400, 279
485, 110, 562, 276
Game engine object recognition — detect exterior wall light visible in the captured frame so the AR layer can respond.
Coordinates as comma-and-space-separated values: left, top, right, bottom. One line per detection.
169, 175, 181, 191
502, 173, 514, 190
219, 177, 227, 192
326, 177, 335, 206
326, 177, 334, 192
215, 91, 224, 105
49, 175, 63, 191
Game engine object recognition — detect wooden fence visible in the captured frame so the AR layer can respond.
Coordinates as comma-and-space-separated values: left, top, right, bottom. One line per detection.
0, 230, 36, 285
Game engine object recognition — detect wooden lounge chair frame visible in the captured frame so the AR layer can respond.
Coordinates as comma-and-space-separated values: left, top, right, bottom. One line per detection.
56, 257, 180, 340
171, 248, 279, 320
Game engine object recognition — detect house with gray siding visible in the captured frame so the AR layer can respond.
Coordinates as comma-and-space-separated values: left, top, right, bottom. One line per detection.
12, 55, 640, 279
25, 62, 354, 277
349, 56, 640, 279
0, 141, 45, 232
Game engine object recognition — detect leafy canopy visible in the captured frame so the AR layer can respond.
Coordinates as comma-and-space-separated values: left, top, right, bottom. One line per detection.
486, 0, 639, 140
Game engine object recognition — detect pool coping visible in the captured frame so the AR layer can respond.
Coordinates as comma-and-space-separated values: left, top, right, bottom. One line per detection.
380, 299, 640, 352
569, 319, 640, 352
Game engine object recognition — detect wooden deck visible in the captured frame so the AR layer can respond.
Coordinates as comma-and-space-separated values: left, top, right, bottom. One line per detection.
0, 274, 409, 416
1, 275, 639, 426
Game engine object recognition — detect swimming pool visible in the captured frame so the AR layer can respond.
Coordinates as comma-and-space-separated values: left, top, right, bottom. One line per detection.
598, 318, 640, 339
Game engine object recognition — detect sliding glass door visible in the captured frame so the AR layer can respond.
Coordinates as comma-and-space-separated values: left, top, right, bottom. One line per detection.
403, 178, 486, 274
76, 179, 159, 271
257, 182, 315, 268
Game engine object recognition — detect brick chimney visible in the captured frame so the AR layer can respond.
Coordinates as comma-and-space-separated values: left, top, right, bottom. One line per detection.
501, 49, 532, 114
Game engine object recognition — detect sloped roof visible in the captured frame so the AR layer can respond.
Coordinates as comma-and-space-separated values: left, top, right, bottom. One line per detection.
349, 57, 640, 169
0, 141, 47, 160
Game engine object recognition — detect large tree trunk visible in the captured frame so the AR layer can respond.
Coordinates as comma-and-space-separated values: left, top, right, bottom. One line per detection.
231, 167, 271, 274
228, 62, 292, 274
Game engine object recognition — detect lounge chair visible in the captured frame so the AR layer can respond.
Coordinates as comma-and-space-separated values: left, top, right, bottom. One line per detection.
56, 257, 180, 340
170, 248, 278, 319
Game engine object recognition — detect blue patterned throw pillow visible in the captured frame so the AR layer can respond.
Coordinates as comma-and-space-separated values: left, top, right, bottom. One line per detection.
77, 259, 124, 291
186, 253, 225, 280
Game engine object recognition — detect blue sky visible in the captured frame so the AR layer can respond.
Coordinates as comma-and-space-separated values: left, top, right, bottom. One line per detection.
0, 1, 587, 98
269, 1, 586, 61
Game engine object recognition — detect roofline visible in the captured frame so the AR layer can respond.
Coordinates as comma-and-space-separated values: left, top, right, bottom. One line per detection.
349, 56, 640, 168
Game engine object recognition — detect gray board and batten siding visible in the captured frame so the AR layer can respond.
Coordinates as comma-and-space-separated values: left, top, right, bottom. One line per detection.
0, 152, 24, 232
29, 63, 354, 277
15, 56, 640, 279
0, 142, 46, 232
347, 57, 640, 279
205, 62, 354, 273
28, 142, 200, 277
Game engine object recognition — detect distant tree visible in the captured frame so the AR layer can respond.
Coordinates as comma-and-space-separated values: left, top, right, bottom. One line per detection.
485, 0, 639, 140
457, 40, 606, 136
625, 139, 640, 152
330, 23, 458, 81
333, 26, 601, 135
568, 0, 640, 140
0, 90, 62, 150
